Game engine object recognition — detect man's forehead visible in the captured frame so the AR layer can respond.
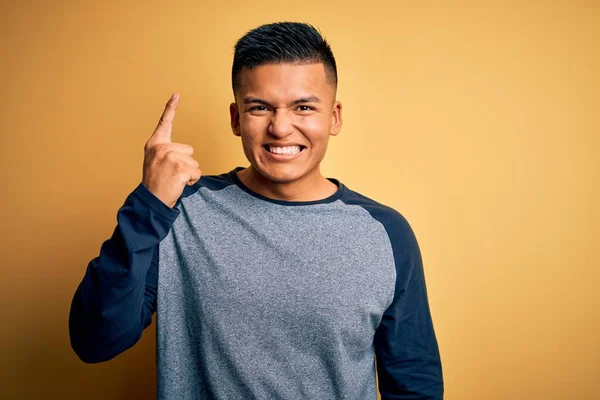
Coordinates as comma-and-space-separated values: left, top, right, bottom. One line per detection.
236, 62, 333, 99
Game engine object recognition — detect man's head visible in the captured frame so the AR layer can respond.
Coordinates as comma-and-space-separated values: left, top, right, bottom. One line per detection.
229, 22, 342, 189
231, 22, 338, 95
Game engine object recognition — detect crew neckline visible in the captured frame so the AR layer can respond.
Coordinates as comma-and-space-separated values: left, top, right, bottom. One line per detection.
228, 167, 345, 206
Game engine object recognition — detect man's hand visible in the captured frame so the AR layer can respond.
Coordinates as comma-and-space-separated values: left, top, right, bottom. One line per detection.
142, 93, 202, 208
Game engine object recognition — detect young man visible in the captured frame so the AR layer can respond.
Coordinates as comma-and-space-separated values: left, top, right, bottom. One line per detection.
69, 22, 443, 399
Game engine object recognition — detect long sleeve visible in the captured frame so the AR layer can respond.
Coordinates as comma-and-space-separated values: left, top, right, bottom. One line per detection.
374, 217, 444, 399
69, 183, 180, 363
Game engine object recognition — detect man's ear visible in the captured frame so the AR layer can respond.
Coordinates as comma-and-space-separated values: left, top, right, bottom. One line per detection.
230, 102, 241, 137
330, 101, 342, 136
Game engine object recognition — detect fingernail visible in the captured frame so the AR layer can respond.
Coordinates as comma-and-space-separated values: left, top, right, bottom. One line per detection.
171, 93, 178, 100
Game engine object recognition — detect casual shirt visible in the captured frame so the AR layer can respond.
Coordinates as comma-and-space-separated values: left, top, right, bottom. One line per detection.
69, 167, 443, 399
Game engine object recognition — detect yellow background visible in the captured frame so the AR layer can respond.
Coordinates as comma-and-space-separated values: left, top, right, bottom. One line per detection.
1, 1, 598, 399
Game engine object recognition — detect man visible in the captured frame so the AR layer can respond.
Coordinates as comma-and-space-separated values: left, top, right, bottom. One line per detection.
69, 22, 443, 399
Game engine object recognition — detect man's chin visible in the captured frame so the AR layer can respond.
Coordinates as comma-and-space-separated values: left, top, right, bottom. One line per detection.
259, 172, 303, 185
252, 165, 307, 185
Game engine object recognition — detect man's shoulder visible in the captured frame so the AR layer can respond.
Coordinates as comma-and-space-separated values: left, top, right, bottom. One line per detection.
339, 184, 407, 224
197, 170, 236, 190
179, 170, 236, 200
339, 184, 418, 249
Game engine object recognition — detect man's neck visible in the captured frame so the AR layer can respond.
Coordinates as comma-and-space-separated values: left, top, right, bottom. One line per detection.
236, 166, 338, 202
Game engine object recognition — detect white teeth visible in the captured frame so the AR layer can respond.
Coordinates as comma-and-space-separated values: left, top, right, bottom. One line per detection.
269, 145, 302, 155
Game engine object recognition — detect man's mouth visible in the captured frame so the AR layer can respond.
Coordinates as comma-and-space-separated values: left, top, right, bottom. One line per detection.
263, 145, 306, 155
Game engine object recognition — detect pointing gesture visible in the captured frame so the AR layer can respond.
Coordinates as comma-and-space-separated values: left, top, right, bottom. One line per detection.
142, 94, 202, 208
148, 93, 178, 146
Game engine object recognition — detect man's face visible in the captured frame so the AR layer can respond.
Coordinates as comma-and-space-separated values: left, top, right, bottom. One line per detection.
230, 62, 342, 185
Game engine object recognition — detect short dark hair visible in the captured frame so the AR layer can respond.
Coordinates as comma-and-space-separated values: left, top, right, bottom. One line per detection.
231, 22, 338, 95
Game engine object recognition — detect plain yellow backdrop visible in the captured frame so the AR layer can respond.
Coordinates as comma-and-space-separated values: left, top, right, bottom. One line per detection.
1, 1, 598, 399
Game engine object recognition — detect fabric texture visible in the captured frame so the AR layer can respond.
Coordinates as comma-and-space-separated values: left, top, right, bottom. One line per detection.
69, 167, 443, 399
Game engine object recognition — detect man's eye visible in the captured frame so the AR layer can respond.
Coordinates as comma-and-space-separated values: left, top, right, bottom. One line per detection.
297, 105, 313, 111
249, 106, 268, 112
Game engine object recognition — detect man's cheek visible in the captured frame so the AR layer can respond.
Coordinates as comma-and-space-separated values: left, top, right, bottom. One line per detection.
252, 121, 268, 133
301, 118, 328, 139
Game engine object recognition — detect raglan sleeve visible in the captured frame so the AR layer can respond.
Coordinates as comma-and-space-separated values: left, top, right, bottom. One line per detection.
68, 182, 180, 363
374, 211, 444, 399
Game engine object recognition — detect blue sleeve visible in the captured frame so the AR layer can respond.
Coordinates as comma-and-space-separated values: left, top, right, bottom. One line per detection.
373, 211, 444, 399
69, 183, 180, 363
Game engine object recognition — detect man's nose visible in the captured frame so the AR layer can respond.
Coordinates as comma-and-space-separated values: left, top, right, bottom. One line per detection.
268, 109, 294, 137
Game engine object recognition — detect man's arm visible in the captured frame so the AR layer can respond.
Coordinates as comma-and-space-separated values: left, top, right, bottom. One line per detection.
69, 183, 179, 363
69, 93, 201, 363
374, 218, 443, 399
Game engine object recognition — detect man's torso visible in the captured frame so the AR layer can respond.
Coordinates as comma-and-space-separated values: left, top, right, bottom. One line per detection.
156, 169, 397, 399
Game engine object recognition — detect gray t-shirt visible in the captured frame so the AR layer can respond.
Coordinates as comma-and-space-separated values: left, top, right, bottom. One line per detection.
156, 168, 442, 399
68, 167, 443, 399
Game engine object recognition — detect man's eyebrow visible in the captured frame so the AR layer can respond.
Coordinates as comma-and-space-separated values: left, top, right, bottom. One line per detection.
288, 96, 321, 107
243, 97, 274, 107
243, 95, 322, 108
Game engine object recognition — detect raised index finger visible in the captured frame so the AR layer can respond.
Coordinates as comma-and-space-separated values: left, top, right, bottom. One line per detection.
148, 93, 179, 145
